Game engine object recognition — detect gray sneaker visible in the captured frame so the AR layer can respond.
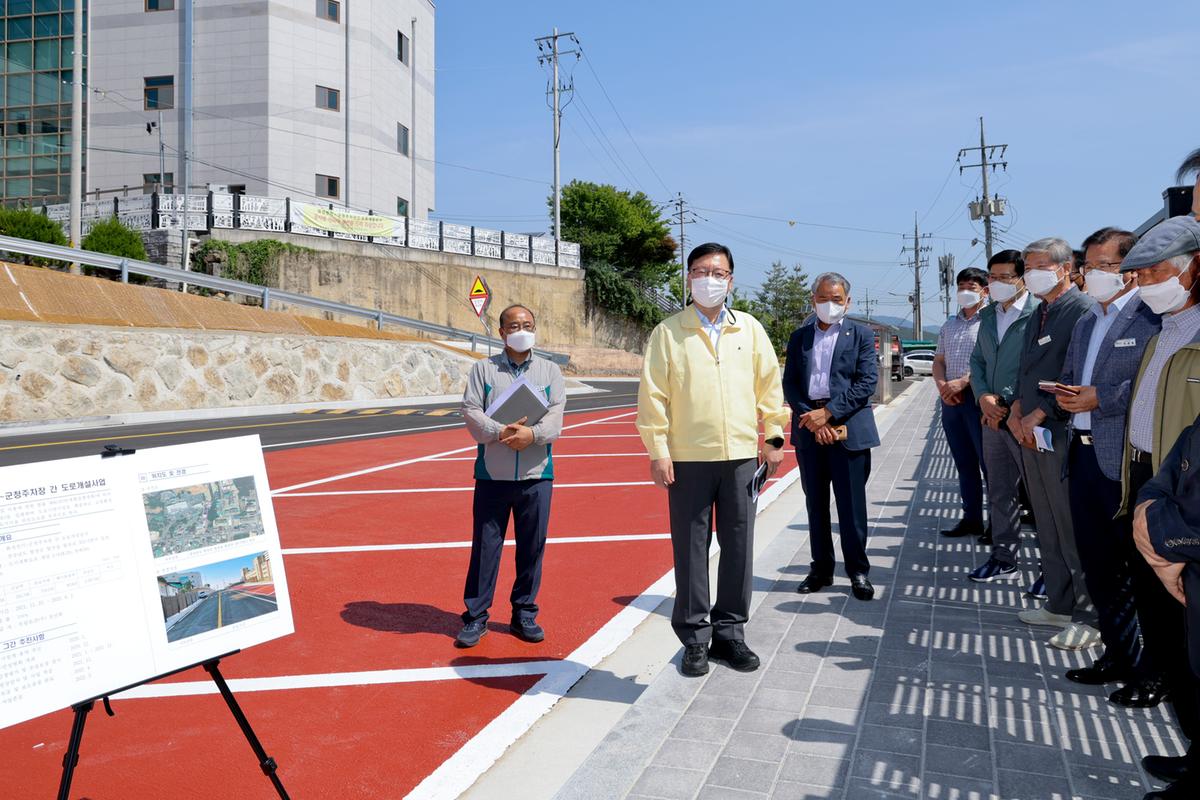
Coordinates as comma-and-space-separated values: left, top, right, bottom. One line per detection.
455, 619, 488, 648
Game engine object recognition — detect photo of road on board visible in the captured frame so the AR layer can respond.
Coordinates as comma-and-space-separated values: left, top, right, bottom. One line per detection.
159, 552, 278, 643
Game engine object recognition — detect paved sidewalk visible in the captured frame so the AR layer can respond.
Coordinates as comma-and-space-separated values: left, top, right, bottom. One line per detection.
556, 381, 1184, 800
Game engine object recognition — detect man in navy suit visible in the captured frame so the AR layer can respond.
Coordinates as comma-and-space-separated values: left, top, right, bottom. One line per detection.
1057, 227, 1164, 704
783, 272, 881, 600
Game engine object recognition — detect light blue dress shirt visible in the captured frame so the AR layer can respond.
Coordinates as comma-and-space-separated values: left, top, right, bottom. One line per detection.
1074, 289, 1136, 430
808, 321, 842, 400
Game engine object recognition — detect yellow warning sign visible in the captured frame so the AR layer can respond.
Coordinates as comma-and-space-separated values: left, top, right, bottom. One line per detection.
469, 275, 491, 318
470, 276, 489, 297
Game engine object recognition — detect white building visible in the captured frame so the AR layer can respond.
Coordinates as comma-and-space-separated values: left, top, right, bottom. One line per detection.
88, 0, 435, 218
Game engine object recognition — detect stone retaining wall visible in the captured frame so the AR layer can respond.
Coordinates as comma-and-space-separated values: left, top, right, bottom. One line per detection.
0, 321, 476, 423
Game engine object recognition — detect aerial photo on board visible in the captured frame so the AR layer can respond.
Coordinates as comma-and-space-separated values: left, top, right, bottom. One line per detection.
143, 476, 264, 558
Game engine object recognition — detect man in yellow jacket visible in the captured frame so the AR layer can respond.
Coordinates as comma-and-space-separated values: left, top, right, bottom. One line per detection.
637, 242, 790, 677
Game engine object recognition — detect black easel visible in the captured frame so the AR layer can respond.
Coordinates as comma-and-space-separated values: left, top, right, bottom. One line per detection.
55, 446, 290, 799
56, 652, 289, 800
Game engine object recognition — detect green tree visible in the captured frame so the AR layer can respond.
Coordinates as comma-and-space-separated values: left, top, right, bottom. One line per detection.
0, 207, 68, 266
555, 180, 677, 286
753, 261, 812, 357
82, 216, 148, 261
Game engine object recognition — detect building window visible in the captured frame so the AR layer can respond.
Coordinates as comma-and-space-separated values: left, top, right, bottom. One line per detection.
145, 0, 176, 10
143, 172, 174, 193
315, 85, 340, 111
398, 31, 410, 65
397, 123, 409, 156
317, 0, 339, 23
316, 174, 340, 199
144, 75, 175, 110
396, 197, 409, 217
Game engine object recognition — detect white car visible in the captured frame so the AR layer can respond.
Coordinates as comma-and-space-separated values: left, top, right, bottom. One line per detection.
902, 350, 936, 377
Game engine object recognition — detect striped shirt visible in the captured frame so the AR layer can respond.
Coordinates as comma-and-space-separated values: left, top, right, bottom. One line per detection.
936, 308, 984, 380
1129, 303, 1200, 453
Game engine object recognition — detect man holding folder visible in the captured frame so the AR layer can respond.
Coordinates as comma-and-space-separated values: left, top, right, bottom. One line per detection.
457, 304, 566, 648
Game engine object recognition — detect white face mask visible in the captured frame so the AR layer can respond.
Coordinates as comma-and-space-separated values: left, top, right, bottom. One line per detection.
1084, 270, 1127, 303
988, 280, 1019, 303
1139, 274, 1191, 315
690, 276, 730, 308
505, 329, 536, 353
815, 301, 846, 324
956, 289, 982, 309
1024, 267, 1062, 297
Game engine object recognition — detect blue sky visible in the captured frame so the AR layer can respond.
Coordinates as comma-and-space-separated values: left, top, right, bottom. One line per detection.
432, 1, 1199, 326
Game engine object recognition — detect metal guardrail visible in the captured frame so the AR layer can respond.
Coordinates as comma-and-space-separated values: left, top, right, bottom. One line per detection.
0, 234, 571, 366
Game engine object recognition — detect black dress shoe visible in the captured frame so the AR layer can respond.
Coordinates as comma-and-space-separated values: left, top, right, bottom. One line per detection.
681, 643, 709, 677
850, 574, 875, 601
1066, 656, 1129, 685
1111, 677, 1169, 708
1142, 754, 1191, 783
708, 639, 761, 672
797, 573, 833, 594
942, 519, 984, 538
1143, 775, 1199, 799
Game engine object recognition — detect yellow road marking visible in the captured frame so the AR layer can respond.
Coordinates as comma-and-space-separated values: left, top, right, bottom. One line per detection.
217, 592, 223, 628
324, 409, 353, 415
390, 409, 418, 415
356, 409, 384, 416
296, 409, 320, 414
0, 413, 392, 453
424, 408, 456, 417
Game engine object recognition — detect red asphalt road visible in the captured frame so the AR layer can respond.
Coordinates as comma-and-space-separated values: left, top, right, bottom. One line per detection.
0, 408, 797, 798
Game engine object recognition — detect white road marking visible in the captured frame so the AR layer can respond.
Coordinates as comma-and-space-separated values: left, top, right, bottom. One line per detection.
274, 480, 659, 497
282, 533, 672, 555
263, 422, 463, 449
270, 410, 637, 494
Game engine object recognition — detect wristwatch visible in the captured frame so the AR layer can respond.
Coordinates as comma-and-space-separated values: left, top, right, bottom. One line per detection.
766, 436, 785, 449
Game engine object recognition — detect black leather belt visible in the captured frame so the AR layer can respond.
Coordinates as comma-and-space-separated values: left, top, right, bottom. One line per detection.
811, 399, 829, 409
1073, 430, 1093, 446
1131, 448, 1152, 465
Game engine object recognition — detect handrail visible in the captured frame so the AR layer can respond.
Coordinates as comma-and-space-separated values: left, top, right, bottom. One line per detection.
0, 234, 571, 365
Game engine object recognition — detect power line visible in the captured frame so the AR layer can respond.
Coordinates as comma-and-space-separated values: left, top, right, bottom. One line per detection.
957, 116, 1009, 261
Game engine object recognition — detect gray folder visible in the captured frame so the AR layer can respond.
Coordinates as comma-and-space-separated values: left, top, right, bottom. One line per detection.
487, 380, 550, 427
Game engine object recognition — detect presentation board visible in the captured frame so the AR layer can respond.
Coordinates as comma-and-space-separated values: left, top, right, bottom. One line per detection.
0, 435, 293, 731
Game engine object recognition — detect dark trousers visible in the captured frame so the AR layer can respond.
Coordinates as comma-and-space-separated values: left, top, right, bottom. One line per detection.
797, 432, 872, 577
667, 459, 757, 646
1128, 461, 1199, 746
462, 478, 552, 625
940, 389, 985, 524
1066, 437, 1143, 674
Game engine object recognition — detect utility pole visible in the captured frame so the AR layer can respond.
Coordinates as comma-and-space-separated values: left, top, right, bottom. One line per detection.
147, 111, 165, 193
938, 252, 956, 318
901, 213, 932, 340
669, 194, 700, 301
958, 116, 1007, 261
861, 288, 876, 322
179, 0, 194, 278
67, 0, 83, 273
535, 29, 579, 241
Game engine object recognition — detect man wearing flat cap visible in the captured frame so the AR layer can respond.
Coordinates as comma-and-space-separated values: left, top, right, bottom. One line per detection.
1118, 214, 1200, 793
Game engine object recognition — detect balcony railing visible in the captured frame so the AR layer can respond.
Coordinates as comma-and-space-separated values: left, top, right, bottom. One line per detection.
40, 192, 583, 269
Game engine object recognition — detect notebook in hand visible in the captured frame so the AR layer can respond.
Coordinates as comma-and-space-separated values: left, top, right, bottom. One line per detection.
485, 377, 550, 427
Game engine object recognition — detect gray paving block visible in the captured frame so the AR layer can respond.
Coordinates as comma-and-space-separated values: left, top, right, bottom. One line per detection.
688, 691, 750, 720
923, 743, 993, 781
628, 765, 707, 800
759, 669, 818, 692
769, 781, 840, 800
706, 755, 781, 795
856, 723, 923, 757
749, 686, 813, 713
1065, 766, 1145, 800
672, 711, 737, 742
777, 752, 850, 788
993, 740, 1067, 777
797, 704, 861, 732
697, 785, 769, 800
737, 708, 803, 737
995, 768, 1073, 800
844, 777, 922, 798
722, 730, 791, 763
652, 737, 723, 771
851, 748, 921, 791
861, 701, 926, 730
925, 718, 991, 752
920, 772, 998, 800
787, 729, 856, 760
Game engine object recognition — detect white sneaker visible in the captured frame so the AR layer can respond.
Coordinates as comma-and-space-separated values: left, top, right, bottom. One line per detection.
1048, 623, 1102, 650
1017, 607, 1072, 627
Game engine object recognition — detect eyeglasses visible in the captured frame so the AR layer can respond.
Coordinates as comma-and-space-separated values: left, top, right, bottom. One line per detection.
501, 322, 535, 332
989, 274, 1020, 282
1081, 262, 1123, 273
689, 269, 731, 280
